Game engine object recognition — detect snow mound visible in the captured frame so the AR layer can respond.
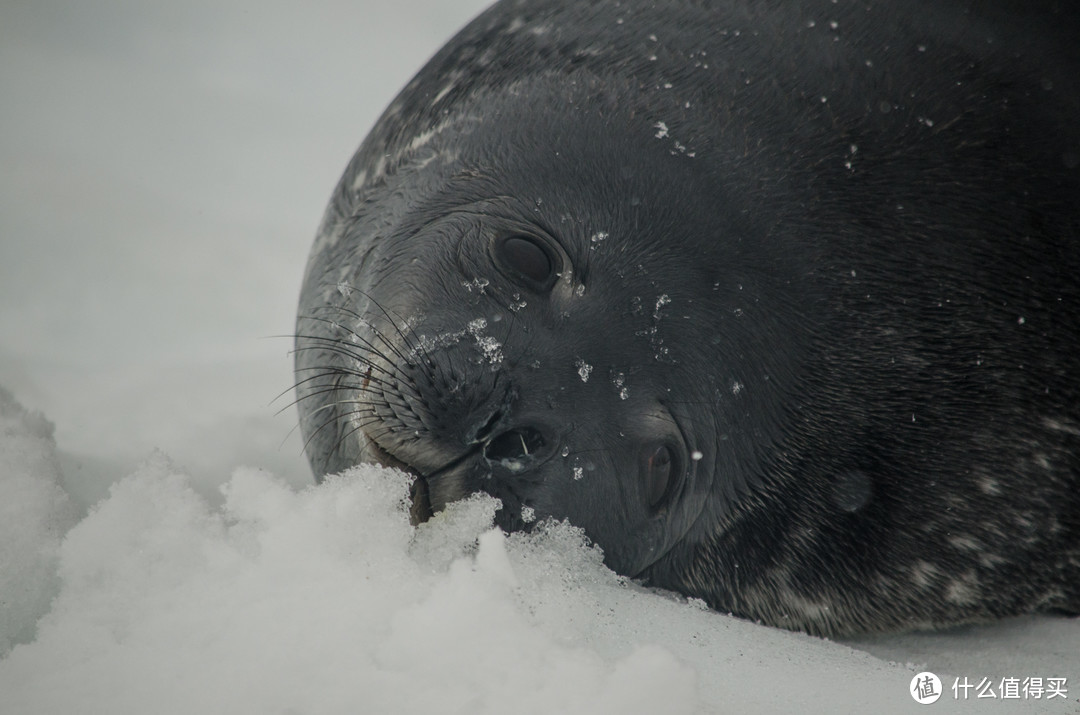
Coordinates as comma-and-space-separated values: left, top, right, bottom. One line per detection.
0, 458, 697, 714
0, 457, 920, 713
0, 387, 77, 656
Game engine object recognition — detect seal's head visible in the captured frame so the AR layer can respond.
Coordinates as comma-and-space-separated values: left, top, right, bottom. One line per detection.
297, 0, 1080, 635
296, 79, 810, 577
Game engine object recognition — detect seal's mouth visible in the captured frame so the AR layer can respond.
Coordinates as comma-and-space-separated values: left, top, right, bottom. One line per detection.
361, 434, 433, 524
408, 473, 432, 525
363, 427, 548, 528
362, 427, 502, 527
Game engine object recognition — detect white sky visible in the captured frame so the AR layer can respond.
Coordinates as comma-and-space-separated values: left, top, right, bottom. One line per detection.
0, 0, 493, 502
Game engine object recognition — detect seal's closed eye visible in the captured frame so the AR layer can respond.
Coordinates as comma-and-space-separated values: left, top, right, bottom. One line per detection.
641, 443, 677, 513
494, 235, 557, 290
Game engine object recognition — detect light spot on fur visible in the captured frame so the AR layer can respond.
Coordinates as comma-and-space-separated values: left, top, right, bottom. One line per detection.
948, 534, 982, 551
309, 219, 347, 261
405, 124, 444, 153
981, 520, 1007, 542
979, 552, 1005, 568
945, 571, 980, 605
1043, 417, 1080, 437
1033, 589, 1066, 609
978, 476, 1001, 495
910, 561, 940, 589
431, 83, 455, 105
785, 595, 833, 622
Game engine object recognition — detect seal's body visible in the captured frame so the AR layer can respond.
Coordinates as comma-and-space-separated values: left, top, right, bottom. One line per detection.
296, 0, 1080, 635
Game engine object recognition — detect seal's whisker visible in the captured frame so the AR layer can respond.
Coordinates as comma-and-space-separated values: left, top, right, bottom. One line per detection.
290, 337, 398, 375
310, 292, 426, 366
276, 384, 385, 419
297, 317, 412, 372
333, 415, 416, 464
301, 410, 349, 458
359, 421, 409, 451
291, 339, 426, 402
305, 399, 380, 418
309, 304, 417, 366
288, 367, 380, 391
278, 420, 304, 452
290, 355, 400, 389
303, 407, 383, 458
272, 329, 402, 390
274, 366, 395, 408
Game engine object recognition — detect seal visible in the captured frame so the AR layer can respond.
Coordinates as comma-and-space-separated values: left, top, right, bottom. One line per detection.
294, 0, 1080, 636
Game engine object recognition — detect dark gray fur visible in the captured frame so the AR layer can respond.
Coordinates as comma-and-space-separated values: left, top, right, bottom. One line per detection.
295, 0, 1080, 635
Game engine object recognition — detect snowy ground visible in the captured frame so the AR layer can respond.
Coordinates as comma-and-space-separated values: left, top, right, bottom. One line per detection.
1, 1, 1077, 713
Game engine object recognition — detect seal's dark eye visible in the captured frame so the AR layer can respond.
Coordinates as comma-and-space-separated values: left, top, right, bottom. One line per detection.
495, 235, 555, 286
641, 443, 676, 511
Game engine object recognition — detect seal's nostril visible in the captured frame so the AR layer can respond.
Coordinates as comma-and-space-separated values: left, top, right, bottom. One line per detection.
484, 427, 547, 462
470, 410, 504, 444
